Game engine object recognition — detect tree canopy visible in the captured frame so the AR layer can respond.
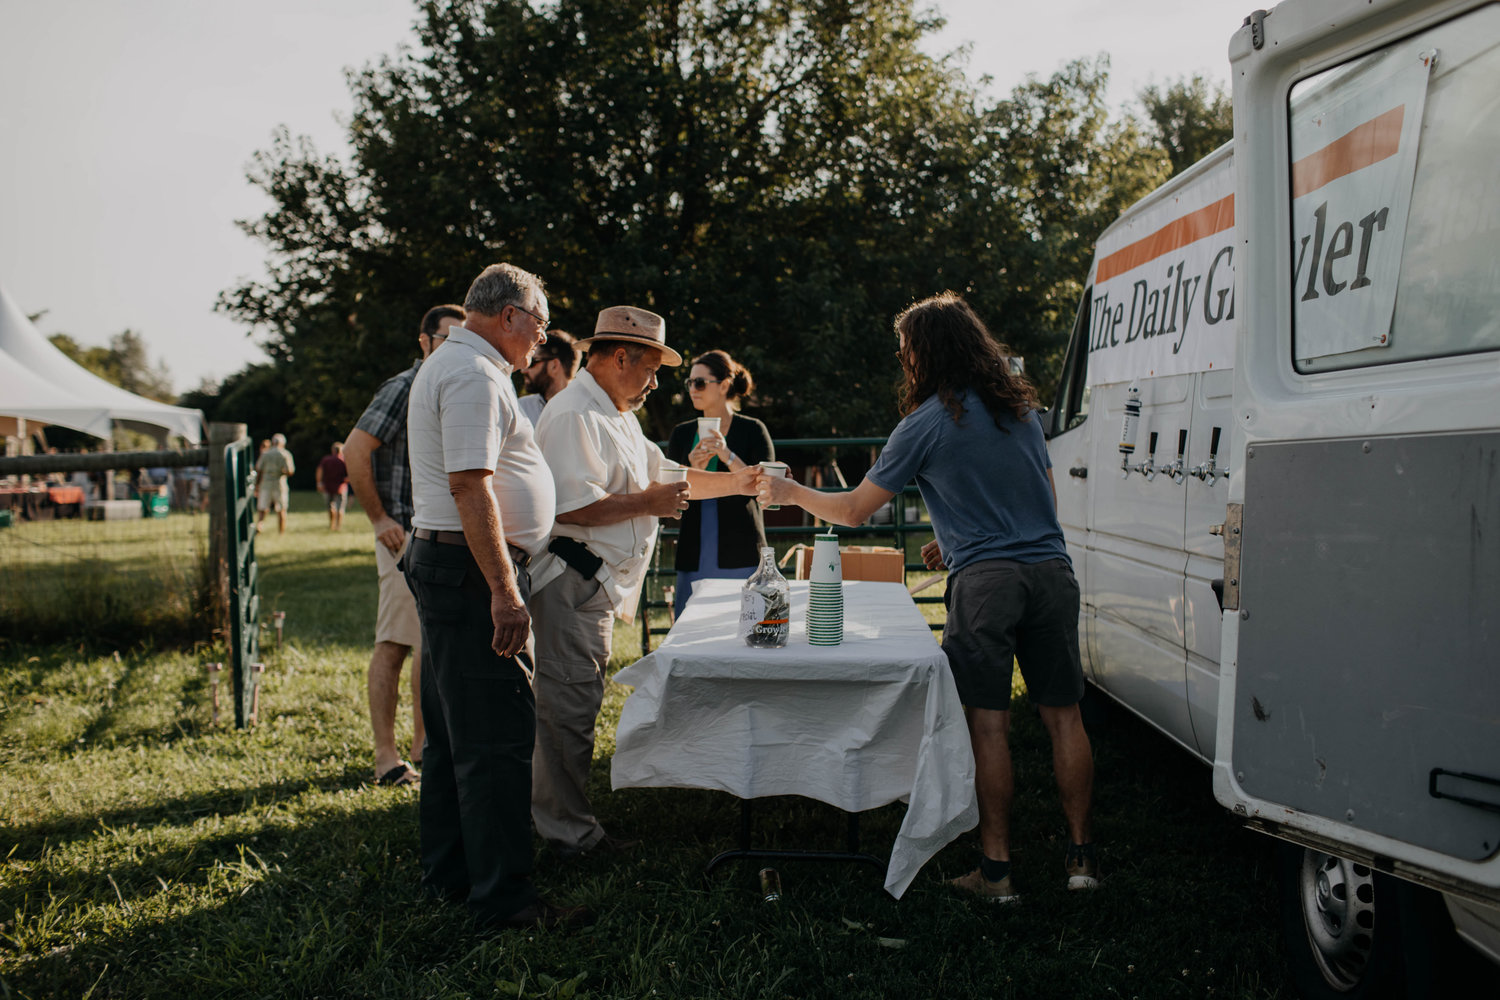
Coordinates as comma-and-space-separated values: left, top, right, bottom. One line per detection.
222, 0, 1181, 449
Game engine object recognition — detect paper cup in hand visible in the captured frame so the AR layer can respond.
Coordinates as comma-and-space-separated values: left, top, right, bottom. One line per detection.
759, 461, 789, 510
659, 466, 688, 484
697, 417, 721, 440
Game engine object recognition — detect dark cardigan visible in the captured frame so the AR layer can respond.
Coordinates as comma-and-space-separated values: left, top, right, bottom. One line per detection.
666, 414, 774, 571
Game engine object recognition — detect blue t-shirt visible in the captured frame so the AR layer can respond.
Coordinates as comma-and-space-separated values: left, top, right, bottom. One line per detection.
867, 389, 1068, 573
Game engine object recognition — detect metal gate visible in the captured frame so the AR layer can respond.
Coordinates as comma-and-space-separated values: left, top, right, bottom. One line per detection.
224, 437, 261, 727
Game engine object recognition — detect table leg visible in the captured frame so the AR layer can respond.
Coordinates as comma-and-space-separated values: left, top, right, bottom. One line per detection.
704, 797, 885, 877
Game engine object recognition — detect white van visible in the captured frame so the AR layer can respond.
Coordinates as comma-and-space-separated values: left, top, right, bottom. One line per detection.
1043, 1, 1499, 995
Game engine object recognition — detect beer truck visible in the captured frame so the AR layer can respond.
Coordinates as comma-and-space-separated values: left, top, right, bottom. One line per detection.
1043, 0, 1499, 994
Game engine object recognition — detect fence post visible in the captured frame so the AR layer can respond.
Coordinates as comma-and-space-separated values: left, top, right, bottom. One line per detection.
207, 422, 246, 640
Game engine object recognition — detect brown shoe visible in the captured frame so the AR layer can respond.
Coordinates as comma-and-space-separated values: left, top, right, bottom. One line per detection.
949, 867, 1020, 904
492, 899, 595, 931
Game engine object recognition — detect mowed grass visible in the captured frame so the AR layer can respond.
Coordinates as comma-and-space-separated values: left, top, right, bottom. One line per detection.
0, 492, 1290, 999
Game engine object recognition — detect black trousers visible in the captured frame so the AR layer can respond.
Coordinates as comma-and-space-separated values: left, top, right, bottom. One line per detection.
404, 535, 537, 923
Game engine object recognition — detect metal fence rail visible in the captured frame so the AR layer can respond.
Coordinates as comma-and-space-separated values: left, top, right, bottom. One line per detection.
639, 435, 944, 653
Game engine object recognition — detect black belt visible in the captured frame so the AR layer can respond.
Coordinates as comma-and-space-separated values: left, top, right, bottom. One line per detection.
548, 535, 603, 580
413, 528, 529, 568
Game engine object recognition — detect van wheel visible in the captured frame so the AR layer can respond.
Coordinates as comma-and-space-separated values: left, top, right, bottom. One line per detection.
1278, 844, 1404, 999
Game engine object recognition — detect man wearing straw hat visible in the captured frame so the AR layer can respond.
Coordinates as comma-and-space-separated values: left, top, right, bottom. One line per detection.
528, 305, 759, 858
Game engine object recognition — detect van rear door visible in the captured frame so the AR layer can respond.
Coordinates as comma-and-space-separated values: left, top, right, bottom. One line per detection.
1215, 0, 1500, 895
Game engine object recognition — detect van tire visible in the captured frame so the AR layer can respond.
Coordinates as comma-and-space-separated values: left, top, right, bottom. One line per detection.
1278, 843, 1405, 999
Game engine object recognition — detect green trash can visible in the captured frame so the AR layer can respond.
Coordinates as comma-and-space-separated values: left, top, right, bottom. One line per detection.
0, 508, 13, 528
141, 491, 170, 518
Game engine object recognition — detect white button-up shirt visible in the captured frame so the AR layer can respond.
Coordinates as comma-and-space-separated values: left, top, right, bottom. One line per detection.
530, 369, 676, 621
406, 326, 555, 557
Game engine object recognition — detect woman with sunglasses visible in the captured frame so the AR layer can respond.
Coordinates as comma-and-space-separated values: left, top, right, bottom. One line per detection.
665, 349, 775, 620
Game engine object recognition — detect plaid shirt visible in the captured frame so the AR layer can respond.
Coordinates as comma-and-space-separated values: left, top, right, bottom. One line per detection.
353, 360, 421, 531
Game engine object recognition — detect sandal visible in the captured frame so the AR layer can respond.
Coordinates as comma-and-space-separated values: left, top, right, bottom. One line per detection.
377, 762, 420, 787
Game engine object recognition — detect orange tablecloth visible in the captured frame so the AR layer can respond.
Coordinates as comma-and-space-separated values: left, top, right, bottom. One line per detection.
48, 486, 85, 504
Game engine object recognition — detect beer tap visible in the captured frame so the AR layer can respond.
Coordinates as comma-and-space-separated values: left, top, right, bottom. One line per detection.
1164, 429, 1188, 485
1130, 431, 1159, 480
1190, 426, 1226, 485
1119, 386, 1142, 478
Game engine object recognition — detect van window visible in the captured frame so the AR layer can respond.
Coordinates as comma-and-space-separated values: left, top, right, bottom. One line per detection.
1048, 287, 1092, 437
1290, 5, 1500, 372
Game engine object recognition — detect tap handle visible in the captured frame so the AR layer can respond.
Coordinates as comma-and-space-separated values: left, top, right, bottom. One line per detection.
1208, 426, 1222, 462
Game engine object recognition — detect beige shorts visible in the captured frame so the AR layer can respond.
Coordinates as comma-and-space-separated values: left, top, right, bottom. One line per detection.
256, 480, 289, 512
374, 533, 422, 648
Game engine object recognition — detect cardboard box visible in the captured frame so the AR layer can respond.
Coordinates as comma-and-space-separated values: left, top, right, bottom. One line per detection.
793, 544, 905, 583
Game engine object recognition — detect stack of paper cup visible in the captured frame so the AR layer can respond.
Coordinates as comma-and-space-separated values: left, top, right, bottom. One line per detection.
806, 533, 843, 645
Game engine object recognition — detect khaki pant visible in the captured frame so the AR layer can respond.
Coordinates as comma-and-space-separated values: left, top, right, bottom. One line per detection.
530, 567, 615, 849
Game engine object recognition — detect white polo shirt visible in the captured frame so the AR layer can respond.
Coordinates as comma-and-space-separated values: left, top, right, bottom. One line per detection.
406, 326, 555, 557
529, 369, 676, 622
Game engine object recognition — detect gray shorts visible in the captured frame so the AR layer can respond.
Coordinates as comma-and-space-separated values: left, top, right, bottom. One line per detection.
942, 557, 1083, 711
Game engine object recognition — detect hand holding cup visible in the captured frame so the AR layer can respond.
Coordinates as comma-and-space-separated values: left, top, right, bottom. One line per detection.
646, 478, 691, 518
757, 461, 790, 510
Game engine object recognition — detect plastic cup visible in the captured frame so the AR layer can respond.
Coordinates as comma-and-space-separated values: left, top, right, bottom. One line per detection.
697, 417, 721, 440
760, 461, 789, 511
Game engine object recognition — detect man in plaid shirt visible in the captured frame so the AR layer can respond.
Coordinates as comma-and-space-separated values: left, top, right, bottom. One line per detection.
344, 304, 465, 786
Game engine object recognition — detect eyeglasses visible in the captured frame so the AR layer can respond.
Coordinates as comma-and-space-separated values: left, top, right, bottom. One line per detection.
685, 377, 725, 391
510, 303, 550, 332
527, 355, 554, 368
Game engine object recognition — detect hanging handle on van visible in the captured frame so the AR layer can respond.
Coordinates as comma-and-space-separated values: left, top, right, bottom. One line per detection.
1429, 768, 1500, 815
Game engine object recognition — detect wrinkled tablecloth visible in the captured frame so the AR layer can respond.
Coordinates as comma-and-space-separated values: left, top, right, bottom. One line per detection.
612, 579, 977, 898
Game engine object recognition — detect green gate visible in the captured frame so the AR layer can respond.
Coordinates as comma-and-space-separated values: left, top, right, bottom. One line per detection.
224, 437, 261, 727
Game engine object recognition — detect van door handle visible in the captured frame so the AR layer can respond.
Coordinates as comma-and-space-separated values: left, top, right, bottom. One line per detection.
1069, 467, 1088, 479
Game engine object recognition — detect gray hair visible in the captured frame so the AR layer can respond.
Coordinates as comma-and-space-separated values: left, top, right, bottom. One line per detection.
271, 433, 286, 446
463, 263, 545, 317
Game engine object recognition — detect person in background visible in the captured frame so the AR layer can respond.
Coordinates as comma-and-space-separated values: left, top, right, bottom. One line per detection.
756, 291, 1097, 903
517, 329, 578, 427
528, 307, 760, 859
253, 433, 296, 535
315, 441, 349, 531
665, 349, 774, 619
344, 303, 464, 787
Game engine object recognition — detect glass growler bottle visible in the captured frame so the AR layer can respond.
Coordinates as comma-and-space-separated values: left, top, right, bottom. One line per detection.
739, 546, 790, 648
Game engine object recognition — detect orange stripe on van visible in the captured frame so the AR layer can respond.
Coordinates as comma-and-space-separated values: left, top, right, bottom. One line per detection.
1291, 105, 1404, 199
1095, 195, 1235, 284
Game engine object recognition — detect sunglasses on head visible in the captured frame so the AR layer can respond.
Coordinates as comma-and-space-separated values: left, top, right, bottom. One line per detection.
685, 376, 724, 391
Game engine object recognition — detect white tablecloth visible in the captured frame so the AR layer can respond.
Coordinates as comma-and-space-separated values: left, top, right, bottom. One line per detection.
611, 578, 977, 898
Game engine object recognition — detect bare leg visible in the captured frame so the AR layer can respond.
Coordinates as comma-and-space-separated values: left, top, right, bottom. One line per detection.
409, 634, 425, 765
278, 508, 288, 534
1036, 702, 1094, 845
369, 640, 412, 775
965, 706, 1014, 861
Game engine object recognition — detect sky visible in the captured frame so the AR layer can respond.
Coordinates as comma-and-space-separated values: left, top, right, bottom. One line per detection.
0, 0, 1248, 394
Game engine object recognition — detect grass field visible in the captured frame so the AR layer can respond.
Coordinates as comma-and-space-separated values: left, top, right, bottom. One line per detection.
0, 494, 1290, 998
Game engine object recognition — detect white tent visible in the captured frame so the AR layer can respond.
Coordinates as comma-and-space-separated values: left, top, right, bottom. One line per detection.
0, 284, 203, 444
0, 342, 113, 439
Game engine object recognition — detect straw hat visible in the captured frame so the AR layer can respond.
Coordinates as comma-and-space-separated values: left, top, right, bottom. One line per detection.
576, 305, 682, 366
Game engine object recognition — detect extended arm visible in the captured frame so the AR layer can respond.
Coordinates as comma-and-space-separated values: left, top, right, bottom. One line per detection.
759, 474, 896, 528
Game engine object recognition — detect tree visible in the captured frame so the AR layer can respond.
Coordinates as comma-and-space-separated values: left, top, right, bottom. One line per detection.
224, 1, 1165, 441
1139, 75, 1233, 176
49, 330, 175, 402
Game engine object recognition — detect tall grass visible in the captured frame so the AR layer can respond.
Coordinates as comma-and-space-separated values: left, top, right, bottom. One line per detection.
0, 493, 1291, 999
0, 509, 214, 648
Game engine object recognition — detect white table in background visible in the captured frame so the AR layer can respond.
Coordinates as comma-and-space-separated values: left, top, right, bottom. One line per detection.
611, 578, 977, 898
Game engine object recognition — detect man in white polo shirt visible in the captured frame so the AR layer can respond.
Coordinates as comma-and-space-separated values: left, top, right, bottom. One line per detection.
528, 305, 760, 858
404, 262, 588, 931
